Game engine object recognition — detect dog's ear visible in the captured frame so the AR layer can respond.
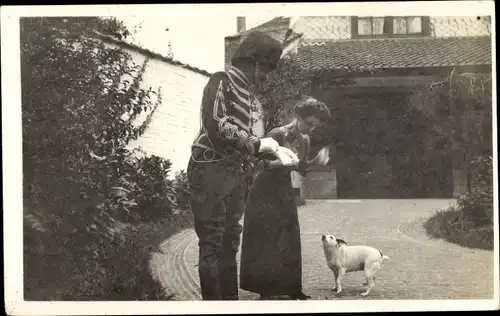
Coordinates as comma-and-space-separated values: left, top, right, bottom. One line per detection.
336, 238, 347, 246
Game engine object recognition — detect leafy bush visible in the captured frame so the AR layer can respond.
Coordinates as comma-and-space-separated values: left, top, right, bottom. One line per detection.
88, 214, 193, 301
424, 206, 494, 251
257, 55, 314, 132
420, 69, 493, 249
257, 55, 357, 153
424, 155, 492, 251
258, 55, 356, 136
410, 70, 493, 192
104, 148, 184, 223
419, 70, 494, 248
172, 170, 191, 213
24, 205, 193, 300
456, 155, 494, 226
22, 17, 191, 300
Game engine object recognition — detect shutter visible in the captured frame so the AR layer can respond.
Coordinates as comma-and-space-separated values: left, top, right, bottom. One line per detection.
351, 16, 358, 39
422, 16, 431, 36
384, 16, 393, 35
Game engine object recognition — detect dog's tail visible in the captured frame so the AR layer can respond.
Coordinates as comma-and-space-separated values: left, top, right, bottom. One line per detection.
379, 250, 389, 261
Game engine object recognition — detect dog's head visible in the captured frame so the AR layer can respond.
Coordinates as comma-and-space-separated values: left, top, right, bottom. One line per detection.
321, 234, 347, 249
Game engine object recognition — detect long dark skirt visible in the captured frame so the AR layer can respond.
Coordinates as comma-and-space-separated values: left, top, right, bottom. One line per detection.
239, 169, 302, 296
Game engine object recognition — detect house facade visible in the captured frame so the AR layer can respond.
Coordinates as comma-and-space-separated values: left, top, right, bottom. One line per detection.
225, 16, 492, 199
95, 32, 211, 177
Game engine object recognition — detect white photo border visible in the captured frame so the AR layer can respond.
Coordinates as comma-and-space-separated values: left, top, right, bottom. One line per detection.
2, 1, 498, 314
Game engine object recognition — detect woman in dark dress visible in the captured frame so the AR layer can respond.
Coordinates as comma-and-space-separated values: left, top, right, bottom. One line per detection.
239, 98, 331, 300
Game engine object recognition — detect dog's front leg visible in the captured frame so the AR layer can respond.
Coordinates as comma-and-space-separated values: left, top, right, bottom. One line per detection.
336, 268, 346, 295
331, 268, 338, 291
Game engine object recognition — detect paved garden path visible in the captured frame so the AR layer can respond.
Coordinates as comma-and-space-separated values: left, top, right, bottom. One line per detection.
150, 199, 495, 300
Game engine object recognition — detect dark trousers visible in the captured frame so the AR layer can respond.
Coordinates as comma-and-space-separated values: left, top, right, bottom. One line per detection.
187, 158, 247, 300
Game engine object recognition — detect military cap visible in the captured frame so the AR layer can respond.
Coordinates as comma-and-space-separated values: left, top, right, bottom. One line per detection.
231, 31, 283, 71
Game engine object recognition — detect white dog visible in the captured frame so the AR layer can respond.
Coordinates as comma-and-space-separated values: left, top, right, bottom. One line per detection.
321, 234, 389, 297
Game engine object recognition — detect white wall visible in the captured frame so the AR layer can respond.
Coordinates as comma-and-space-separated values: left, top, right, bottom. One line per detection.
101, 39, 210, 178
127, 57, 209, 176
430, 16, 491, 38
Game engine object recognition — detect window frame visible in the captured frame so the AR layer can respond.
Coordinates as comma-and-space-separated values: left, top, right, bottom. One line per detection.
351, 16, 430, 39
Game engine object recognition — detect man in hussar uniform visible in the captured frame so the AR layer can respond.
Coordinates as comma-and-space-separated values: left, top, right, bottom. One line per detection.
187, 31, 297, 300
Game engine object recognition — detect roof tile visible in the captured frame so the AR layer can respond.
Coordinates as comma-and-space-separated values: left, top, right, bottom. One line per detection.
298, 36, 491, 70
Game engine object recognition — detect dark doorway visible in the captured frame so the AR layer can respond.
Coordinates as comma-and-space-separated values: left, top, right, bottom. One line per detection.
332, 88, 453, 199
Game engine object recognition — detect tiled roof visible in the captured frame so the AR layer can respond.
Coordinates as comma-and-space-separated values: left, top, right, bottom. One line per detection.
92, 31, 212, 77
298, 36, 492, 70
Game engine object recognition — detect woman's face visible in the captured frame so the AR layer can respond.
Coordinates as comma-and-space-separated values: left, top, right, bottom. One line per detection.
296, 115, 320, 134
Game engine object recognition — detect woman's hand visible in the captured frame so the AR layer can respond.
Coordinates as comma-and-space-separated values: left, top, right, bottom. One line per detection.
309, 147, 330, 166
317, 147, 330, 165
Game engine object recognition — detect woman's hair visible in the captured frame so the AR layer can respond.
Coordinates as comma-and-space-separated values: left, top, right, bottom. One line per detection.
293, 97, 331, 123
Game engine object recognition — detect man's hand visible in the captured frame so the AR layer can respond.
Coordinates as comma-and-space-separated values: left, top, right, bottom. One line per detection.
267, 158, 298, 169
258, 137, 279, 154
264, 147, 300, 169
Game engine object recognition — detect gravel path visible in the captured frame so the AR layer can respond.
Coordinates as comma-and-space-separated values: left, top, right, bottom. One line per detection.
150, 199, 495, 300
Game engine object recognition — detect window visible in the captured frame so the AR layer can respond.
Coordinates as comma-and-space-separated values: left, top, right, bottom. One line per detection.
357, 16, 390, 36
352, 16, 429, 38
393, 17, 423, 34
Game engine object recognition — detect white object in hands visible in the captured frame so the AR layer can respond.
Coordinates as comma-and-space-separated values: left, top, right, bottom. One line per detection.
275, 146, 300, 167
317, 147, 330, 165
258, 137, 279, 154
